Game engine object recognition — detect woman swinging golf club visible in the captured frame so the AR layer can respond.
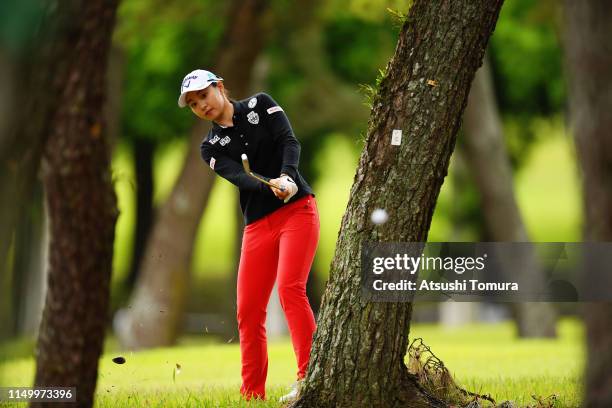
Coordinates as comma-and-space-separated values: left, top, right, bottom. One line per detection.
178, 69, 319, 402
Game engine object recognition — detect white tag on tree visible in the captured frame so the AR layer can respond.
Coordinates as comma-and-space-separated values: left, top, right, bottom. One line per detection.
391, 129, 402, 145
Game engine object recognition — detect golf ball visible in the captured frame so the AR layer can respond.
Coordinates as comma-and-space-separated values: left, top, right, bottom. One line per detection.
371, 208, 389, 225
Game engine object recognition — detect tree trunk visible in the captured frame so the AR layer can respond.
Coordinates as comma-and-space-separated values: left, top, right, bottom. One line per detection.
439, 152, 481, 328
291, 1, 504, 407
125, 137, 155, 292
462, 56, 557, 338
0, 1, 86, 333
564, 1, 612, 406
32, 0, 119, 406
116, 0, 271, 349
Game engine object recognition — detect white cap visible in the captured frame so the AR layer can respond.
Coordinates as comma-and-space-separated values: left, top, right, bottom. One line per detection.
177, 69, 223, 108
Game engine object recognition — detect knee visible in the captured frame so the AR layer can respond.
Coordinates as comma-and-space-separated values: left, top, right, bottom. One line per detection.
278, 282, 307, 306
237, 301, 266, 326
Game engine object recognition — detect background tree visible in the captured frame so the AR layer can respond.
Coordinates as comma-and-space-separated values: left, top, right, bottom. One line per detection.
463, 55, 557, 338
115, 0, 271, 349
31, 0, 120, 407
564, 0, 612, 405
291, 0, 504, 406
113, 0, 225, 296
434, 0, 566, 244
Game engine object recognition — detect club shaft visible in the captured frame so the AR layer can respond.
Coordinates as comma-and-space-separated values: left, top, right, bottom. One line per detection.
241, 154, 285, 191
249, 172, 285, 191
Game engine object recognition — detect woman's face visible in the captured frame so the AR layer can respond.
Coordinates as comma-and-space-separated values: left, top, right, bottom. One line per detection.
185, 83, 226, 121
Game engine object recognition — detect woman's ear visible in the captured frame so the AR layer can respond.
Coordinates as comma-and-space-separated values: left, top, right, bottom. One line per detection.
217, 81, 227, 96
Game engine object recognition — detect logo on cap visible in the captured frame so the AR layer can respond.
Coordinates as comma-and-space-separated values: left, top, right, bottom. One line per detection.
182, 75, 198, 90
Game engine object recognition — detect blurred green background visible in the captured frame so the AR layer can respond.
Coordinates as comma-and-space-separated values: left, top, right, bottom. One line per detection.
108, 0, 577, 304
104, 5, 576, 341
0, 0, 587, 404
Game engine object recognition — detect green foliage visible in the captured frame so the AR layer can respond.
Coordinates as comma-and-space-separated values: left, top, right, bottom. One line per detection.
386, 5, 412, 26
358, 67, 387, 110
323, 0, 411, 23
490, 0, 565, 115
323, 15, 397, 85
114, 0, 226, 143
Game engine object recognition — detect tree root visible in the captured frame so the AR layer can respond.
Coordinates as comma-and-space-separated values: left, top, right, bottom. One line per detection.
289, 338, 559, 408
407, 337, 496, 406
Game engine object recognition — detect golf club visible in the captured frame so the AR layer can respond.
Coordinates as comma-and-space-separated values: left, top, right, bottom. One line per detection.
241, 153, 285, 192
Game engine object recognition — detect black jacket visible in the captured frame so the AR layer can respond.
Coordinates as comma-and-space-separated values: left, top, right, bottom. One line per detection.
200, 92, 315, 225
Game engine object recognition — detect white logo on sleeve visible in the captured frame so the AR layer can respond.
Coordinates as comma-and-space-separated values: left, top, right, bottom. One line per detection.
247, 111, 259, 125
219, 136, 231, 146
210, 157, 216, 170
209, 134, 220, 145
248, 97, 257, 108
267, 106, 283, 115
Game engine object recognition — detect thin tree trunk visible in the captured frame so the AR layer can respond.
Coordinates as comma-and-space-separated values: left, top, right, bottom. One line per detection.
116, 0, 271, 349
564, 1, 612, 406
439, 152, 481, 328
32, 0, 119, 407
104, 46, 124, 151
291, 1, 504, 407
463, 56, 557, 338
125, 137, 155, 292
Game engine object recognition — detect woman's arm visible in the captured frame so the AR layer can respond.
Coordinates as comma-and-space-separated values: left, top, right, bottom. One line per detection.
258, 93, 300, 180
200, 140, 269, 192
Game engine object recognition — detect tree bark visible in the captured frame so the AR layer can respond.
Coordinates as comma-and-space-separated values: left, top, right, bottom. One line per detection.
291, 1, 504, 407
116, 0, 271, 349
564, 1, 612, 406
463, 56, 556, 338
32, 0, 119, 407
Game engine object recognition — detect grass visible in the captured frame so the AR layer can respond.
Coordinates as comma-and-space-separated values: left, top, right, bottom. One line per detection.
408, 318, 583, 407
0, 318, 583, 407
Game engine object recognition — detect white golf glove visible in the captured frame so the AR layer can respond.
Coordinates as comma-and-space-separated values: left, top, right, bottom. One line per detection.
280, 174, 298, 203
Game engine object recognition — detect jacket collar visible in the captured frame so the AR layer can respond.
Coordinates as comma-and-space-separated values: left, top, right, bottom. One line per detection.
212, 99, 243, 130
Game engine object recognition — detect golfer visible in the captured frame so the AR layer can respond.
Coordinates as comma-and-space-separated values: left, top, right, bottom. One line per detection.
178, 69, 319, 402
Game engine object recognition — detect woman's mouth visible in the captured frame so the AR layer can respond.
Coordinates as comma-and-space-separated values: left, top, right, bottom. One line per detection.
204, 108, 213, 116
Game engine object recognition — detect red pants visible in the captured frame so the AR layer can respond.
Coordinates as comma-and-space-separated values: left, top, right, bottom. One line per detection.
237, 194, 319, 400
